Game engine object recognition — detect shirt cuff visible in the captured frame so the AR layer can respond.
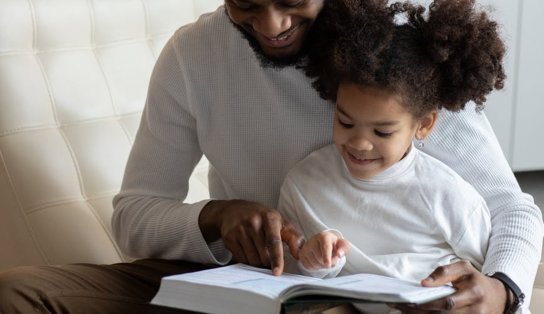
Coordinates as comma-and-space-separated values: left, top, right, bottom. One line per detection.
298, 255, 346, 279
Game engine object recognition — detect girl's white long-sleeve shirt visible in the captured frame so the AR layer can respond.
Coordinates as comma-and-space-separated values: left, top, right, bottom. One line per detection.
112, 6, 543, 304
278, 144, 490, 283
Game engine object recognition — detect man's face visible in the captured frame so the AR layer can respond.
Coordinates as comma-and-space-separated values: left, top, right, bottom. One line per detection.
224, 0, 324, 67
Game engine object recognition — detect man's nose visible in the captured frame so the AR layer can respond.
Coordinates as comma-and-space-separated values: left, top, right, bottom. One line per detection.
252, 7, 292, 38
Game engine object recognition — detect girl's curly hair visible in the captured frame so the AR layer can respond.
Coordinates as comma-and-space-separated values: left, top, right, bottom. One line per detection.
303, 0, 506, 118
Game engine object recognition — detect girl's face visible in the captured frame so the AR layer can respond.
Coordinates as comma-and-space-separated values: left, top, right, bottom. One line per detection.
333, 83, 435, 180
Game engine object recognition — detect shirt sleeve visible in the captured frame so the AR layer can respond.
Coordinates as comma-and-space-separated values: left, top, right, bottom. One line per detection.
423, 104, 543, 302
298, 256, 346, 279
111, 31, 230, 265
449, 194, 491, 271
279, 176, 346, 279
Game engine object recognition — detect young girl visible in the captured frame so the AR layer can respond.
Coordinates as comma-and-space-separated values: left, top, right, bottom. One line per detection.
278, 0, 506, 284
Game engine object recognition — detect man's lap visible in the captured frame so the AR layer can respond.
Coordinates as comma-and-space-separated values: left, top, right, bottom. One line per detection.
0, 259, 209, 314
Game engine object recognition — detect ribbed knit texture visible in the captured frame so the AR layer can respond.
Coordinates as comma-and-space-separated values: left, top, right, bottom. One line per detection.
426, 106, 543, 309
112, 6, 543, 307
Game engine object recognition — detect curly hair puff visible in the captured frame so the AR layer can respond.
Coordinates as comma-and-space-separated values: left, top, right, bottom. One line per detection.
303, 0, 506, 118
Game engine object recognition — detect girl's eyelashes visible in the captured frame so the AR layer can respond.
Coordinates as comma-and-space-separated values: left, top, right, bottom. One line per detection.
338, 119, 353, 129
374, 130, 393, 138
337, 114, 394, 137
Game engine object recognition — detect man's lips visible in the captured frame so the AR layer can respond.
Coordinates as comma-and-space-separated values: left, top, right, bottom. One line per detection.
254, 23, 303, 49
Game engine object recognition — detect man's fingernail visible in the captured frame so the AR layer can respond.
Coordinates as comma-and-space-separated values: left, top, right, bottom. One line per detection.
338, 249, 345, 257
424, 276, 434, 282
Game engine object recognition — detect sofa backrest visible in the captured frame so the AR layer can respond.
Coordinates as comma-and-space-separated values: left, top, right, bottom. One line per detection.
0, 0, 220, 272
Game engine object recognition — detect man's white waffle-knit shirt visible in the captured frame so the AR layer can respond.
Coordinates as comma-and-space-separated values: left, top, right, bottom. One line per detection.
112, 6, 543, 306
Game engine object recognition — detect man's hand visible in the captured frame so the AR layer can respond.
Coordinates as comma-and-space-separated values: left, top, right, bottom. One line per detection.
390, 260, 508, 313
198, 199, 303, 275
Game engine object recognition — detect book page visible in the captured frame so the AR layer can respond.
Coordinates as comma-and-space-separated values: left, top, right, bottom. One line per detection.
170, 263, 321, 298
152, 263, 456, 314
290, 273, 455, 304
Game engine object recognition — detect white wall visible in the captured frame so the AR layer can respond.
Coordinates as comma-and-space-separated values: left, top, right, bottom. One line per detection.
509, 0, 544, 171
480, 0, 544, 172
402, 0, 544, 171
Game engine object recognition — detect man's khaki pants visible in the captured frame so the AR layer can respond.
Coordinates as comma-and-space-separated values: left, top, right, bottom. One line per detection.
0, 259, 361, 314
0, 259, 207, 314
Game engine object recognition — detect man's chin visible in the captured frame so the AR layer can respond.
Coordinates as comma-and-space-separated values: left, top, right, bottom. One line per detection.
229, 19, 307, 69
248, 36, 306, 69
257, 50, 306, 69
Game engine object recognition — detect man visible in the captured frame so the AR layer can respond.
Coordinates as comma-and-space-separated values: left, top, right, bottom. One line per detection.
0, 1, 542, 313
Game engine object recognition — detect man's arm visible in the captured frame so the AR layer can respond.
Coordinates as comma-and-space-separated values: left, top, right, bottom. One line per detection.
412, 105, 543, 312
112, 31, 225, 263
112, 33, 301, 272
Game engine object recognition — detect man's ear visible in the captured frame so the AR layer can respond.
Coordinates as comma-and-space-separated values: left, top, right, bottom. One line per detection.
415, 110, 438, 140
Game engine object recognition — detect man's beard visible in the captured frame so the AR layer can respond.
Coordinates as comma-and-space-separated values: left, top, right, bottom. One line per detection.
228, 19, 309, 69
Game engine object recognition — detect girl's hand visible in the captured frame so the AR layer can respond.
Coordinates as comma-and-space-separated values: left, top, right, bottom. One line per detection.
299, 230, 350, 270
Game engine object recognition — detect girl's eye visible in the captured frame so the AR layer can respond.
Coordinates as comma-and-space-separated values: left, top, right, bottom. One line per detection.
338, 119, 353, 129
374, 130, 393, 138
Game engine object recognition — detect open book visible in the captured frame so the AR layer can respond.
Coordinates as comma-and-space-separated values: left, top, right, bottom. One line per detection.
151, 263, 456, 314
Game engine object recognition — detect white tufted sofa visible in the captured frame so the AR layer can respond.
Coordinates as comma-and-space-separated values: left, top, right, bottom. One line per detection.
0, 0, 543, 312
0, 0, 220, 272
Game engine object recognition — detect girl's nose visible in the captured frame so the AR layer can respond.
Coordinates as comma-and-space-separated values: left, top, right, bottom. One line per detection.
348, 135, 373, 151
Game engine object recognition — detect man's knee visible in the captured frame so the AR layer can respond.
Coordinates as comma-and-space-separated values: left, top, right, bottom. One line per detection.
0, 266, 50, 313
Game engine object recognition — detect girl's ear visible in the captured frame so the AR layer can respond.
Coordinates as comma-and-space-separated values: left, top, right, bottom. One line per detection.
415, 110, 438, 140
